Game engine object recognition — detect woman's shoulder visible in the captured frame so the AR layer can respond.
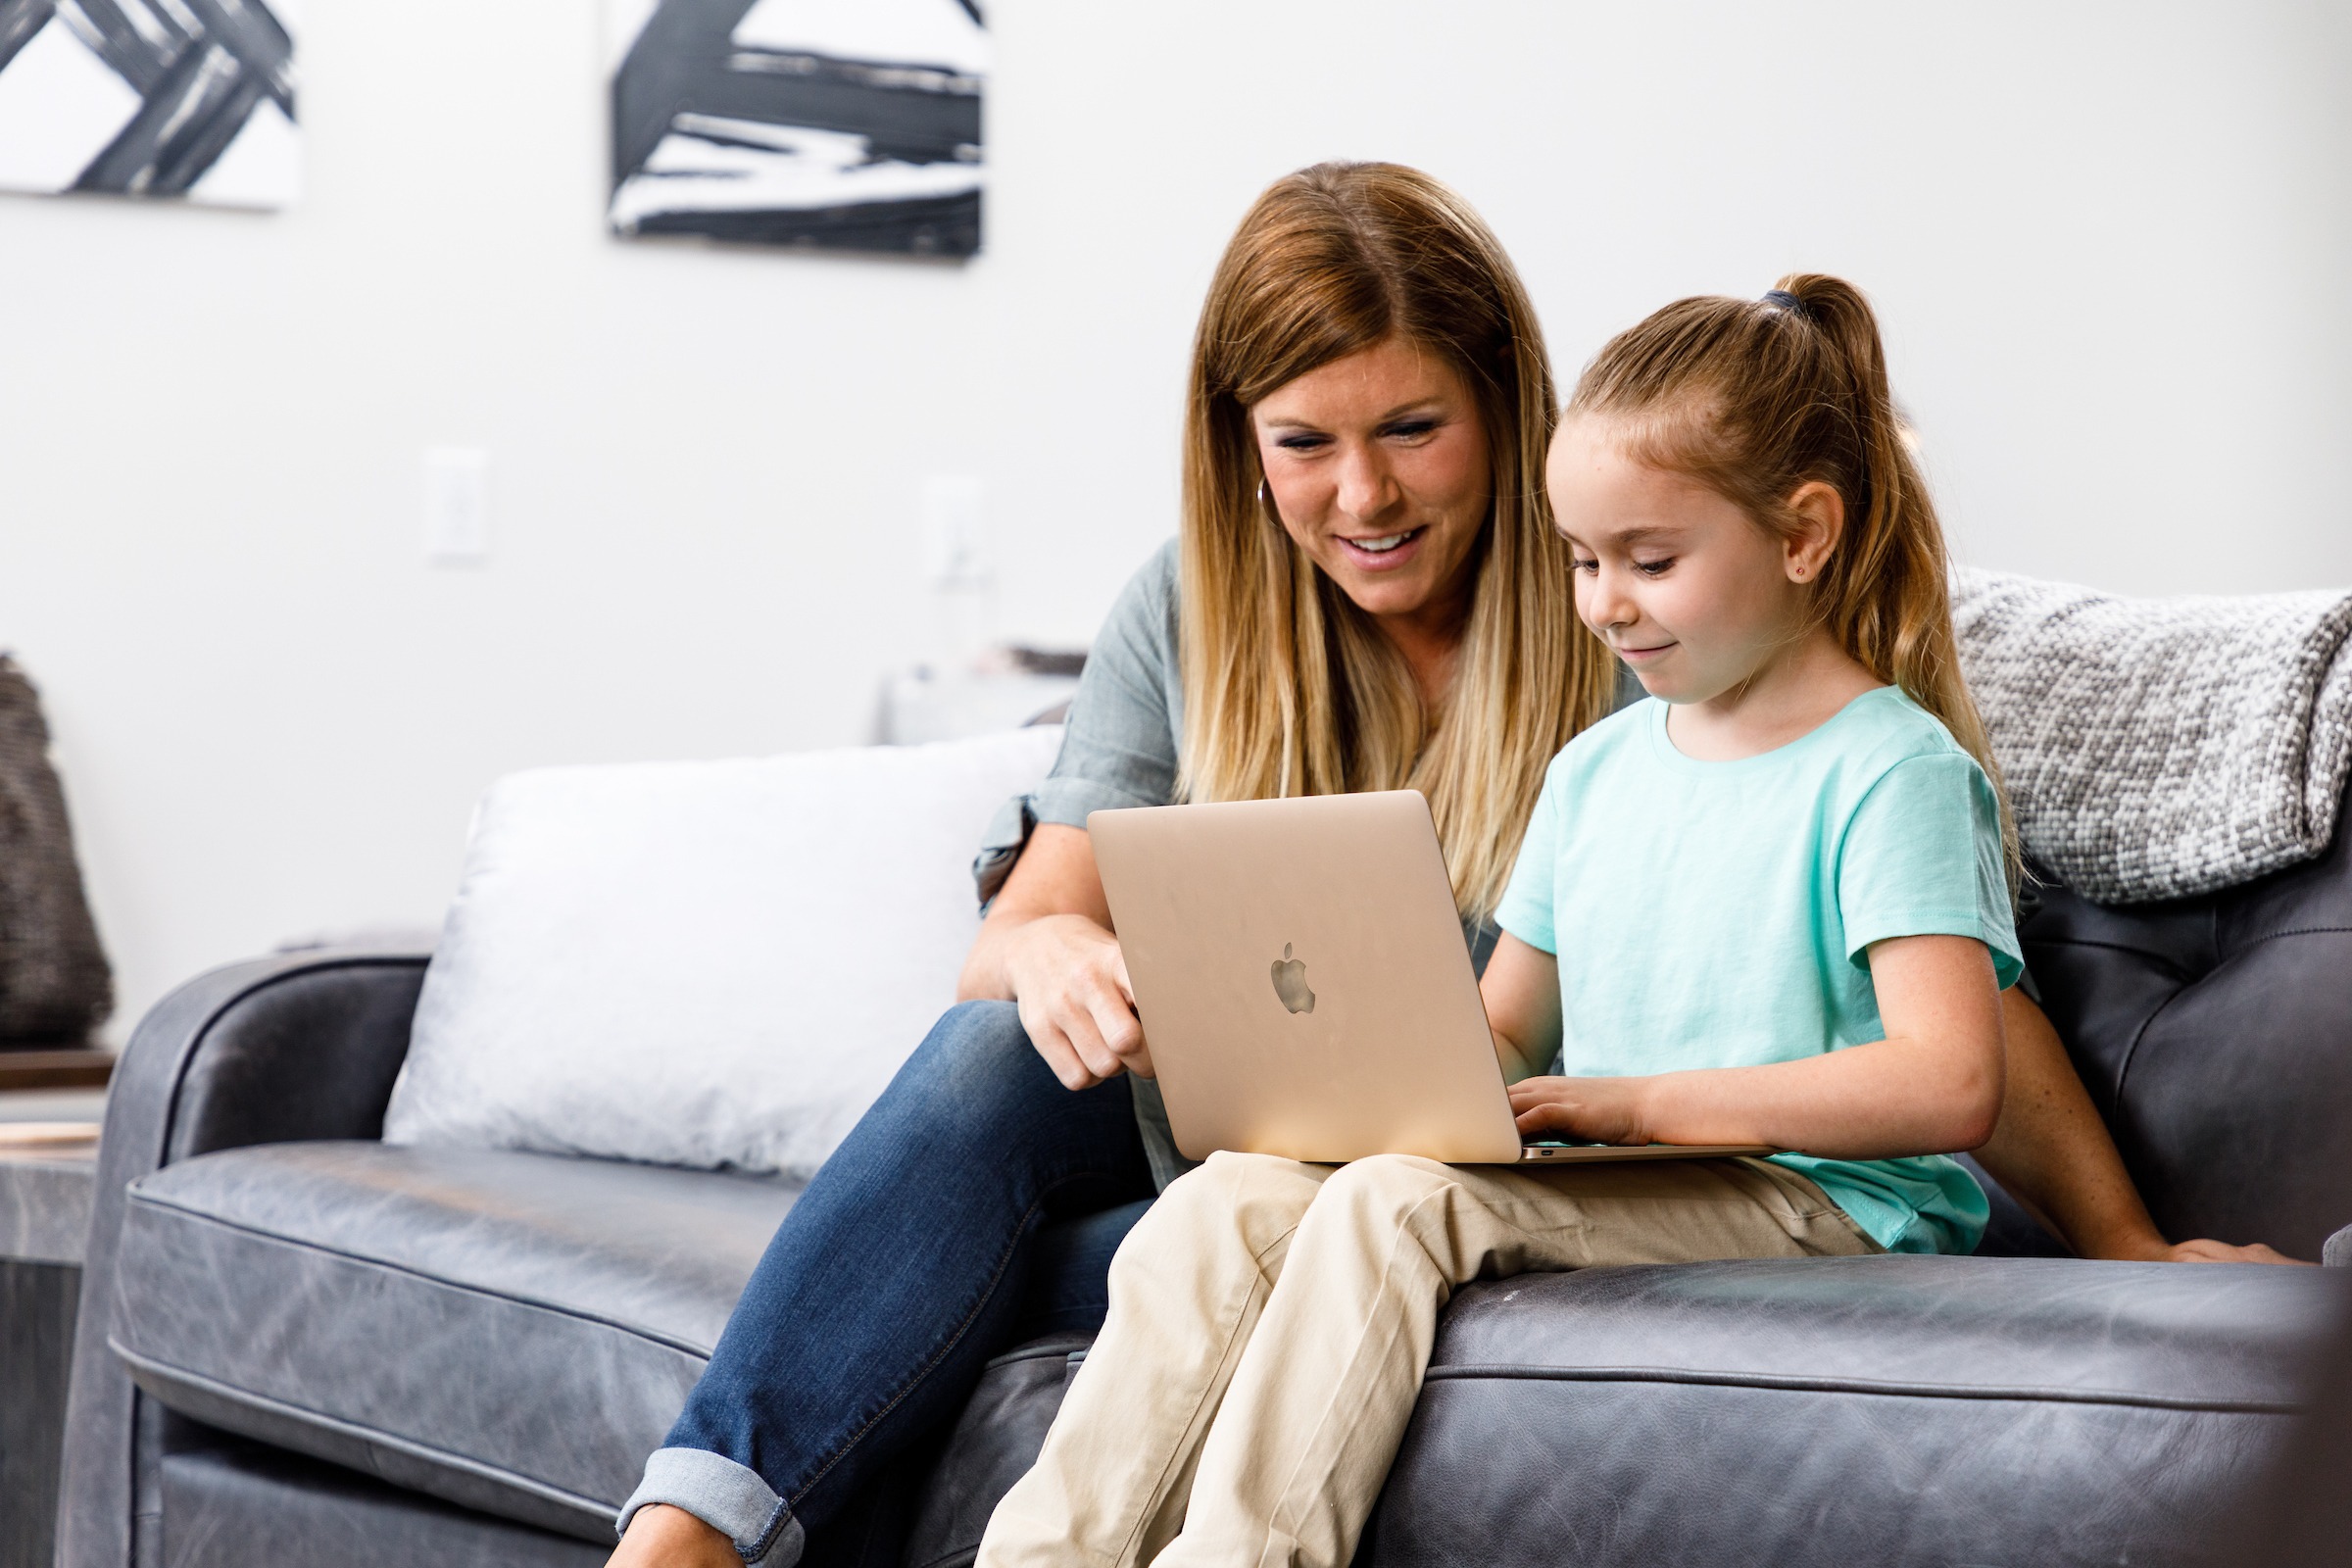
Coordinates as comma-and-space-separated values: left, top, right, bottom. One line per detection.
1095, 537, 1182, 662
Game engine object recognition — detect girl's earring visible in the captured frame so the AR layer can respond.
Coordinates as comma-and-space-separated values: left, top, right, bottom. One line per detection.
1257, 478, 1282, 525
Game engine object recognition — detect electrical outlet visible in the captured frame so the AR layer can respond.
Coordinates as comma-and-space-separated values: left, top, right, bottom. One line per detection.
921, 475, 987, 588
423, 448, 490, 564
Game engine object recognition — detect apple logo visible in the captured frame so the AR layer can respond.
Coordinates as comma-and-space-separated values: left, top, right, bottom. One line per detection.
1270, 943, 1316, 1014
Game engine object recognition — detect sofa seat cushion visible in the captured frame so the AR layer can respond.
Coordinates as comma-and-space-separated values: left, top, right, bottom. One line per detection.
109, 1142, 799, 1543
1365, 1255, 2343, 1567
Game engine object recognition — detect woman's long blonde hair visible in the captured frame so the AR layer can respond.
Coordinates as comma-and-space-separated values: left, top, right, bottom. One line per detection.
1565, 272, 2020, 881
1177, 163, 1617, 921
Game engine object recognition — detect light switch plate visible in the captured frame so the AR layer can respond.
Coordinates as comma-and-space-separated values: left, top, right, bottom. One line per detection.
423, 447, 490, 564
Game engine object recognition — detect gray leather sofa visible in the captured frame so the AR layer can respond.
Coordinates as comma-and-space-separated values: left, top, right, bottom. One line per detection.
54, 796, 2352, 1568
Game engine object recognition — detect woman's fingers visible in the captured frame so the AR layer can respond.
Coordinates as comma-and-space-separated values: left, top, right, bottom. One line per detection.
2167, 1238, 2313, 1266
1018, 998, 1104, 1091
1085, 988, 1152, 1081
1031, 1023, 1102, 1092
1054, 1001, 1127, 1084
1104, 951, 1155, 1079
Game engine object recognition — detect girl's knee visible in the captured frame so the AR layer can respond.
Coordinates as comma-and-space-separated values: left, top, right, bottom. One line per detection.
1123, 1151, 1320, 1261
1319, 1153, 1455, 1219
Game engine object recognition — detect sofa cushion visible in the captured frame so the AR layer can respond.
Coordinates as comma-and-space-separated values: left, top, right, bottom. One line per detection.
897, 1253, 2342, 1568
110, 1142, 800, 1543
383, 725, 1063, 1177
161, 1433, 608, 1568
1366, 1256, 2340, 1568
2026, 787, 2352, 1258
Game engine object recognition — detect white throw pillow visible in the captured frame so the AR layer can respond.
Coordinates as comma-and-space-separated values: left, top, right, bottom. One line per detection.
382, 726, 1064, 1176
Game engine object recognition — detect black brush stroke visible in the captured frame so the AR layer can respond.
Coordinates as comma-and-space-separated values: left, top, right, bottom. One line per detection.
67, 0, 292, 113
611, 0, 985, 256
614, 1, 981, 172
178, 0, 292, 113
58, 0, 192, 97
612, 0, 759, 189
0, 0, 56, 77
74, 40, 260, 195
628, 189, 980, 256
24, 0, 294, 197
618, 0, 986, 173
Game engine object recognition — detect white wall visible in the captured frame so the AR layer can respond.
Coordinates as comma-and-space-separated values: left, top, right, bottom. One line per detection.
2, 0, 2347, 1037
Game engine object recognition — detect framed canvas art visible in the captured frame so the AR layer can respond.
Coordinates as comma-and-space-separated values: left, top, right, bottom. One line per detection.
607, 0, 985, 258
0, 0, 299, 209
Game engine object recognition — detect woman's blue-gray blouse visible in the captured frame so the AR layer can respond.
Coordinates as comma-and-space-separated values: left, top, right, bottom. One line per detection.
974, 539, 1529, 1190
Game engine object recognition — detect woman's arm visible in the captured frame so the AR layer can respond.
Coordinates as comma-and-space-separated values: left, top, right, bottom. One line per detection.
956, 823, 1154, 1090
1975, 989, 2303, 1263
1509, 934, 2004, 1157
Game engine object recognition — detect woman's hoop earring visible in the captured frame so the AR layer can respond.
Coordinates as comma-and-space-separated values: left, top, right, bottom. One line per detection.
1256, 478, 1283, 526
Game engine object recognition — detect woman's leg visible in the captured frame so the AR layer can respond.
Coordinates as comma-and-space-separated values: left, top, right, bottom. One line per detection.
618, 1001, 1154, 1567
1156, 1155, 1878, 1568
978, 1151, 1334, 1568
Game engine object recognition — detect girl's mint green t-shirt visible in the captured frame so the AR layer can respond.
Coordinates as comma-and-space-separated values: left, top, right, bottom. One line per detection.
1494, 686, 2022, 1254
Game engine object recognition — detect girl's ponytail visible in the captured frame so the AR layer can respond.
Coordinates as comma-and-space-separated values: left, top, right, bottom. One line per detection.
1568, 273, 2021, 886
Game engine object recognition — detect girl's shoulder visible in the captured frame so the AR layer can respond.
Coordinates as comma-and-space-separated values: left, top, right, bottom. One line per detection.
1536, 697, 1658, 799
1552, 694, 1657, 762
1830, 686, 1979, 775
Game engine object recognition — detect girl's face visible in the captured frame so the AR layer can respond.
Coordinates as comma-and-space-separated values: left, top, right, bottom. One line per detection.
1546, 415, 1821, 705
1250, 337, 1493, 631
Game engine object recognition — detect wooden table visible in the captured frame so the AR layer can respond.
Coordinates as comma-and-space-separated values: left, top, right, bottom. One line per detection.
1, 1098, 101, 1568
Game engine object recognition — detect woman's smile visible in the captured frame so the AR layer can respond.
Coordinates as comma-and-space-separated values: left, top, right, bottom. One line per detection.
1250, 336, 1492, 641
1334, 524, 1429, 569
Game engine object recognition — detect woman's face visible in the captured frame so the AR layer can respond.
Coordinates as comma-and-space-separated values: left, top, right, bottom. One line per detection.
1250, 337, 1493, 631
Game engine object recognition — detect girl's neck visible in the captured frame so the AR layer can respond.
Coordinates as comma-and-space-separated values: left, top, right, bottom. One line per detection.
1665, 628, 1883, 762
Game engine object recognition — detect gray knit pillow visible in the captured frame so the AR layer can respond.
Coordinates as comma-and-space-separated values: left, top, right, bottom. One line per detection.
0, 656, 113, 1044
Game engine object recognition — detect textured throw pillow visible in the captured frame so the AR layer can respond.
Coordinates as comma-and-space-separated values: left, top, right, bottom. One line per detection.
0, 655, 113, 1045
382, 726, 1064, 1176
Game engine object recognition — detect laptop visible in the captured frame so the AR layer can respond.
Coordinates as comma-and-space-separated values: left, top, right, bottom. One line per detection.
1088, 790, 1774, 1166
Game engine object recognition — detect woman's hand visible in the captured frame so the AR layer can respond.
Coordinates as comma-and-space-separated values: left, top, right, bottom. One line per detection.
1974, 989, 2310, 1263
997, 912, 1152, 1089
1508, 1076, 1650, 1145
956, 823, 1152, 1090
2161, 1238, 2307, 1265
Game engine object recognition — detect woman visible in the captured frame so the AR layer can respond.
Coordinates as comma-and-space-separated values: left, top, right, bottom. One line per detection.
611, 163, 2285, 1568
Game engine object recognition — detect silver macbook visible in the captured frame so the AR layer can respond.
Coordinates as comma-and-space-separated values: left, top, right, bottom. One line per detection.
1088, 790, 1773, 1166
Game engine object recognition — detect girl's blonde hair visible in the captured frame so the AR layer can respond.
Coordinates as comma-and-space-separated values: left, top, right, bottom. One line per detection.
1565, 272, 2020, 880
1178, 162, 1618, 920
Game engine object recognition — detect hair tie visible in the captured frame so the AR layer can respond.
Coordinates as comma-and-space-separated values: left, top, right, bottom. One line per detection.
1762, 288, 1809, 318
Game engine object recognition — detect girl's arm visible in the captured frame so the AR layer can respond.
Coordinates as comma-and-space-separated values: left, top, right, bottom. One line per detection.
1509, 934, 2004, 1157
1481, 932, 1563, 1083
1975, 989, 2303, 1263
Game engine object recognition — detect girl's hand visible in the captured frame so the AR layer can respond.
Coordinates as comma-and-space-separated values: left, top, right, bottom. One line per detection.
1508, 1075, 1653, 1146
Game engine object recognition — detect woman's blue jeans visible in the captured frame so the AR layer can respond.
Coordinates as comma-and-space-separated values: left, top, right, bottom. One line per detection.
619, 1001, 1156, 1566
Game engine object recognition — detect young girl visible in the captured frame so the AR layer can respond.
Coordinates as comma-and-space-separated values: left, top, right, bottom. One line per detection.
975, 273, 2019, 1568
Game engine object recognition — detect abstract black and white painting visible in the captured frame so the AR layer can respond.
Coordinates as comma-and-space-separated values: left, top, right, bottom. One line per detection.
608, 0, 985, 257
0, 0, 298, 208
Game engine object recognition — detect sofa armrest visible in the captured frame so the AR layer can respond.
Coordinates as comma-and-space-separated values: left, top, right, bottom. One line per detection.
57, 943, 432, 1568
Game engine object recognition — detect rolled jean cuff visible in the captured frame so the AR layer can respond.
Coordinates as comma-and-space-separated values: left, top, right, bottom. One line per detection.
616, 1447, 805, 1567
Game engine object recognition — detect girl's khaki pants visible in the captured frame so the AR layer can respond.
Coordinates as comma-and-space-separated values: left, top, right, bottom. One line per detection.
976, 1149, 1877, 1568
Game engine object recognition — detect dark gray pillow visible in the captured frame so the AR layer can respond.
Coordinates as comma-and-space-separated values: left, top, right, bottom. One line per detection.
0, 655, 112, 1045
